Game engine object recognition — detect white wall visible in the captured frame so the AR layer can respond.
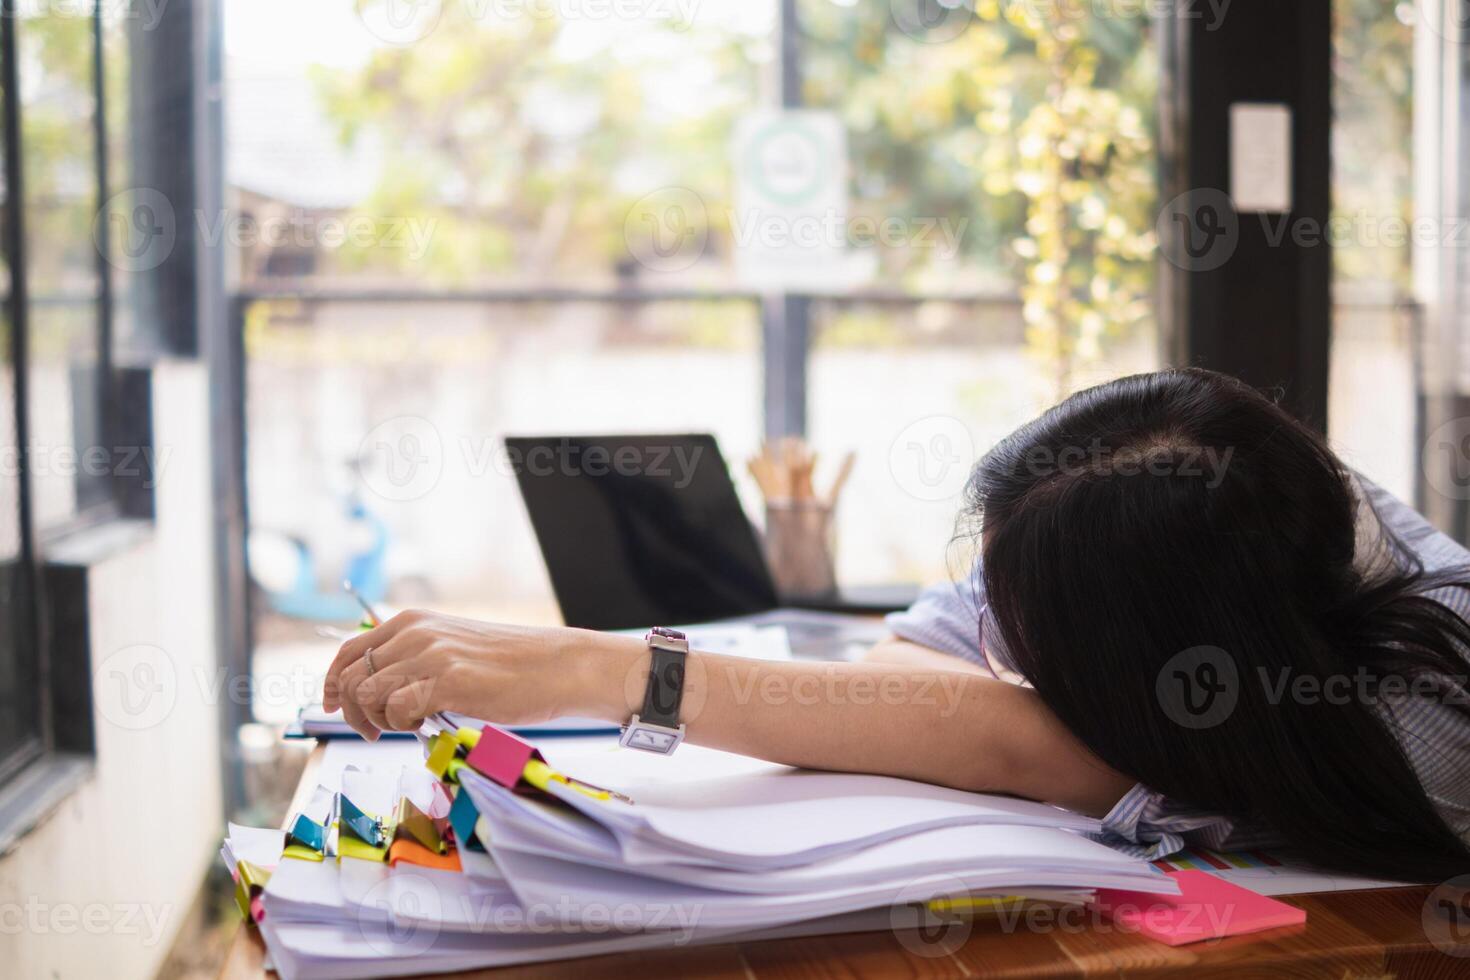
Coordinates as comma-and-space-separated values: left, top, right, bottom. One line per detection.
0, 360, 222, 979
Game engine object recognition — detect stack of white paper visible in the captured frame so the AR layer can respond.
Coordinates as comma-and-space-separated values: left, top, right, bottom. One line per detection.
230, 736, 1175, 978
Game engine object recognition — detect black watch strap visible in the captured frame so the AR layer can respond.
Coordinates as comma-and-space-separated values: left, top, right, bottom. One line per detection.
640, 627, 688, 729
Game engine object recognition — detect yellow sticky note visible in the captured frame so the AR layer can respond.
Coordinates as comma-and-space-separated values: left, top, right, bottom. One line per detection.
426, 733, 459, 780
337, 835, 390, 862
282, 844, 325, 863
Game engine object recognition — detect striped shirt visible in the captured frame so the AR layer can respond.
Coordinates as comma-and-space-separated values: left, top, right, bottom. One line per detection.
886, 475, 1470, 860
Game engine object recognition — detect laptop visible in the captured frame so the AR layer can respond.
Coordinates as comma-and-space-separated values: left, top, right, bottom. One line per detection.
504, 434, 913, 659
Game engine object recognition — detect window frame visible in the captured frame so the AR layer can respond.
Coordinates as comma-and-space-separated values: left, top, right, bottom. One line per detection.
0, 0, 129, 810
0, 0, 48, 787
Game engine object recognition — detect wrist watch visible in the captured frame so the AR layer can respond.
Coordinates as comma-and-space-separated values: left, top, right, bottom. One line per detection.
619, 626, 688, 754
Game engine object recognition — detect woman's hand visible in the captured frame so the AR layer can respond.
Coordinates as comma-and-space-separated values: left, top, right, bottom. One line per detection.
321, 609, 644, 740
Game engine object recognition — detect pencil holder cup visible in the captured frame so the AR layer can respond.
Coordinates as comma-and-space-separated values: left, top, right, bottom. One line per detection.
763, 499, 837, 600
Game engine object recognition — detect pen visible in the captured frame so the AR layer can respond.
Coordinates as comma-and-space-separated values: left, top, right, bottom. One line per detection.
343, 579, 382, 627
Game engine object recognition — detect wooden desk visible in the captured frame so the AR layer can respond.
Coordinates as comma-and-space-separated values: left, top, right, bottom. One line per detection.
221, 745, 1461, 979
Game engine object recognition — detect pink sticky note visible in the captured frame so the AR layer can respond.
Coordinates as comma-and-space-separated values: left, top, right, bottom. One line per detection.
428, 780, 454, 819
1093, 870, 1306, 946
463, 724, 539, 788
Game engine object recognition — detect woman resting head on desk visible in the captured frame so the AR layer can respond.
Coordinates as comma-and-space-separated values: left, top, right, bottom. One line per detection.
325, 368, 1470, 883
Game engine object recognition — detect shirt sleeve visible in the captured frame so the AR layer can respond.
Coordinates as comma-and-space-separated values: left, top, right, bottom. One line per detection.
884, 562, 996, 676
1356, 471, 1470, 575
1356, 474, 1470, 844
1092, 785, 1281, 860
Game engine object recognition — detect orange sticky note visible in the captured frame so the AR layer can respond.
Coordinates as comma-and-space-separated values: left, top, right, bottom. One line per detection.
388, 838, 463, 873
1092, 870, 1306, 946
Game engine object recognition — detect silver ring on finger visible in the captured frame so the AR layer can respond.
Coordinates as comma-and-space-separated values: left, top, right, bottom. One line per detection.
364, 648, 376, 675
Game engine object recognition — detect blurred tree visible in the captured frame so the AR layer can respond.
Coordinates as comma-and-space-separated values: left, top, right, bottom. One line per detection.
801, 0, 1156, 396
321, 0, 752, 286
16, 9, 98, 295
1331, 0, 1413, 292
318, 0, 1157, 392
12, 8, 100, 362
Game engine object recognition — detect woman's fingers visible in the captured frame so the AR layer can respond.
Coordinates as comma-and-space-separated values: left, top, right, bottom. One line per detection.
323, 610, 421, 710
354, 658, 434, 730
337, 630, 426, 699
331, 626, 431, 738
339, 687, 382, 741
384, 678, 446, 731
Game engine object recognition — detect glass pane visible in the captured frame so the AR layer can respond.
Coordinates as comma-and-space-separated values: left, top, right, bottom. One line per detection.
810, 298, 1157, 586
224, 0, 769, 290
808, 9, 1160, 585
245, 298, 760, 683
18, 6, 105, 530
101, 2, 138, 358
1327, 0, 1415, 498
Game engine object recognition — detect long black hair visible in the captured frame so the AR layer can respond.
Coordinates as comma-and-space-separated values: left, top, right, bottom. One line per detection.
971, 367, 1470, 881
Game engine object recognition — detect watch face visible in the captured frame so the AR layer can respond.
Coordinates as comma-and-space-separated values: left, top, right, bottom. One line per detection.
626, 727, 678, 753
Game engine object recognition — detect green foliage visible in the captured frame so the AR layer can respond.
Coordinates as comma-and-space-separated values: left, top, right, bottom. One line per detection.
323, 1, 755, 288
318, 2, 1158, 385
17, 11, 99, 298
800, 2, 1156, 395
1332, 0, 1413, 291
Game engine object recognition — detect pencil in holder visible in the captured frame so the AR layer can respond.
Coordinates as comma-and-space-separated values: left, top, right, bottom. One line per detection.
763, 499, 837, 600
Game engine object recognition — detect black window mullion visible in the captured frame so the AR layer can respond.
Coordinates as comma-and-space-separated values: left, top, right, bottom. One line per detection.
0, 0, 45, 762
92, 6, 112, 382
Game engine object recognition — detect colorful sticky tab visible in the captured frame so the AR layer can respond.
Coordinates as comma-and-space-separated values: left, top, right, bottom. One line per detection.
447, 786, 485, 851
463, 724, 540, 789
1092, 870, 1307, 946
287, 813, 327, 853
428, 781, 454, 819
521, 758, 623, 803
425, 732, 461, 781
521, 758, 559, 793
338, 796, 384, 846
929, 895, 1029, 916
396, 797, 447, 854
453, 726, 483, 748
281, 844, 325, 863
337, 834, 390, 863
232, 859, 273, 921
238, 858, 272, 890
233, 877, 249, 920
389, 838, 462, 873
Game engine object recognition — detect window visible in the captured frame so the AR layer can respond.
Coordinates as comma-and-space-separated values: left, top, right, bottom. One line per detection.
0, 0, 119, 788
0, 8, 40, 780
17, 2, 109, 532
1327, 0, 1415, 499
226, 1, 1161, 694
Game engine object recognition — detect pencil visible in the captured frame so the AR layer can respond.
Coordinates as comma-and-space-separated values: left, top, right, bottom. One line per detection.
343, 580, 382, 627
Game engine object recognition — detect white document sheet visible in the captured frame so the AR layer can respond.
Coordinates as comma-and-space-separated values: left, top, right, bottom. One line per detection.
489, 842, 1169, 932
470, 788, 1165, 897
504, 750, 1099, 870
261, 903, 906, 980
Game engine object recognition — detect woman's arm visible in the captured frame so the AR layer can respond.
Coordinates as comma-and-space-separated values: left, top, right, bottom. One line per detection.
863, 634, 991, 674
323, 610, 1133, 817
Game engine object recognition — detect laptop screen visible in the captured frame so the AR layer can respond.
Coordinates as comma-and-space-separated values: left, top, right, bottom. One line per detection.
505, 434, 779, 630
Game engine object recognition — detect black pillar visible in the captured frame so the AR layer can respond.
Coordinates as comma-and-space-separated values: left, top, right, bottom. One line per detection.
1160, 0, 1333, 430
762, 0, 810, 440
